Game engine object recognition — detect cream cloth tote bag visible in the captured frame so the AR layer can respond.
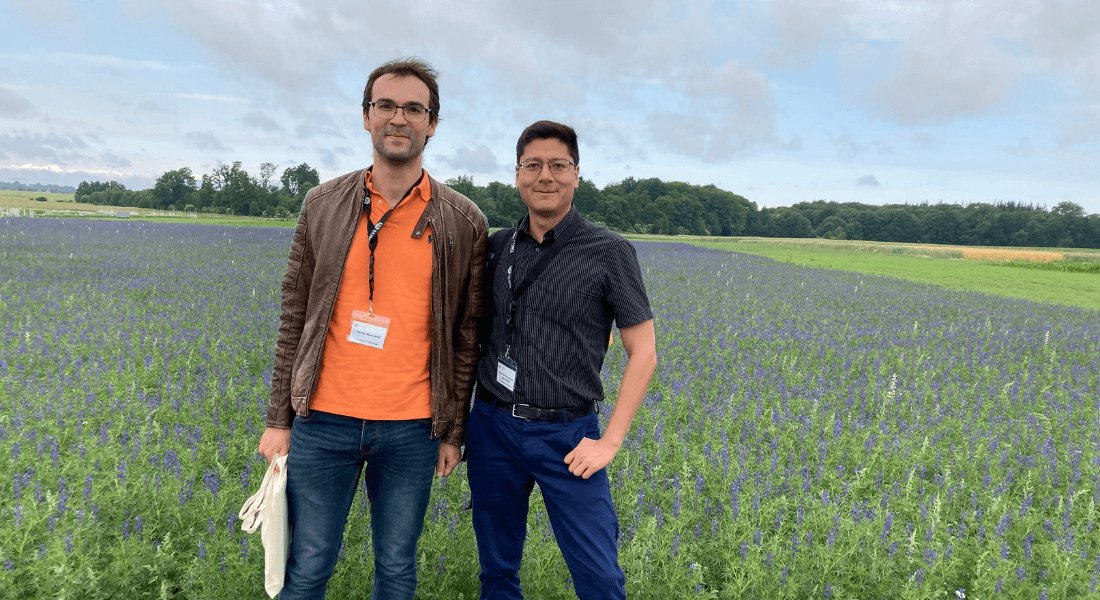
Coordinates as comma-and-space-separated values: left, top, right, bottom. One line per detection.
239, 453, 290, 598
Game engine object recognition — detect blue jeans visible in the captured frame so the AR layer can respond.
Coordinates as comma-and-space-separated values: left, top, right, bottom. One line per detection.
281, 410, 439, 600
466, 399, 625, 600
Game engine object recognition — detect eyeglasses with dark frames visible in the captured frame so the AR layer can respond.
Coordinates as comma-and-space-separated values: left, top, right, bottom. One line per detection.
365, 101, 432, 123
518, 160, 576, 176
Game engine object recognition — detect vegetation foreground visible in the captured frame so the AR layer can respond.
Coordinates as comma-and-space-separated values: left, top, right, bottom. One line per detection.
1, 217, 1098, 598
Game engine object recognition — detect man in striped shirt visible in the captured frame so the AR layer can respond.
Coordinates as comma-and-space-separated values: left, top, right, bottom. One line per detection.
467, 121, 657, 599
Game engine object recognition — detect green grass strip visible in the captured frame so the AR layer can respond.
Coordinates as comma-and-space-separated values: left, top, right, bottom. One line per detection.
989, 261, 1100, 274
684, 239, 1100, 310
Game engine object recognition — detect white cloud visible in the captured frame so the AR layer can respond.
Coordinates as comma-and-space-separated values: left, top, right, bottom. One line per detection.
0, 131, 90, 164
136, 99, 173, 114
295, 118, 343, 140
998, 137, 1036, 157
99, 152, 133, 168
871, 23, 1019, 122
779, 135, 803, 151
831, 133, 865, 159
647, 60, 777, 161
0, 51, 172, 72
184, 131, 227, 151
856, 173, 879, 187
241, 110, 284, 133
0, 88, 34, 116
175, 93, 247, 103
443, 144, 502, 175
911, 133, 937, 150
759, 1, 1100, 127
9, 0, 78, 22
319, 146, 353, 169
1056, 103, 1100, 147
1016, 0, 1100, 64
869, 140, 894, 155
144, 0, 775, 161
768, 0, 854, 69
830, 133, 894, 158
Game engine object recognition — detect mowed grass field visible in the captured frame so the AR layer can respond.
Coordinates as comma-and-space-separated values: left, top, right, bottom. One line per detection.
0, 191, 293, 228
642, 236, 1099, 310
1, 216, 1098, 599
0, 190, 81, 209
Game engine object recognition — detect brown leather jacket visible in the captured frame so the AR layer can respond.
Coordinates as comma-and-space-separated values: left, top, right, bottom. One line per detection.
266, 169, 488, 447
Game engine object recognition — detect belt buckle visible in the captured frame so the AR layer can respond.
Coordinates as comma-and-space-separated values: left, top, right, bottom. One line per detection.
511, 403, 532, 422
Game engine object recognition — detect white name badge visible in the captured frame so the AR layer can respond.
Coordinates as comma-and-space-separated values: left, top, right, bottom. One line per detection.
348, 310, 390, 349
497, 358, 518, 392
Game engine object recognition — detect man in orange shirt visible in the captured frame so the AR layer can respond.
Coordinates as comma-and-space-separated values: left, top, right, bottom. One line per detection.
257, 58, 488, 599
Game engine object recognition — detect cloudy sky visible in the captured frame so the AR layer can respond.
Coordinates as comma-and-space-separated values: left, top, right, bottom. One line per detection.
2, 0, 1098, 212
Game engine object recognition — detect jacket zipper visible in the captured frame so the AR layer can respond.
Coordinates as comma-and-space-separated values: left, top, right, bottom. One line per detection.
429, 211, 440, 438
303, 173, 367, 413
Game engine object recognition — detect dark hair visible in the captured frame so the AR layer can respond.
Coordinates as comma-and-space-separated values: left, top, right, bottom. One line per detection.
362, 58, 440, 125
516, 121, 579, 165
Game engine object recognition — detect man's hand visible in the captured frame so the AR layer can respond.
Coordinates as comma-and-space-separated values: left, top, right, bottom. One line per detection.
436, 442, 461, 477
564, 437, 620, 479
258, 427, 292, 472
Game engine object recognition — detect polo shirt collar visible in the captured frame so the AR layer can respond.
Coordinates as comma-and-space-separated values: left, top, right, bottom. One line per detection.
364, 167, 430, 204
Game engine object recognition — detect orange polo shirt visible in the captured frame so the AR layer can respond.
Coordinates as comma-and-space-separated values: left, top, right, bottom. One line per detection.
310, 170, 434, 420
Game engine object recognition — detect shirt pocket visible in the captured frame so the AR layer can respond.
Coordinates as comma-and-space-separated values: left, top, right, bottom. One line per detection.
524, 280, 604, 328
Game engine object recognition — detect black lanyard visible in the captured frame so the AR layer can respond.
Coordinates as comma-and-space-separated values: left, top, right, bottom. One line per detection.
500, 213, 580, 357
363, 174, 422, 312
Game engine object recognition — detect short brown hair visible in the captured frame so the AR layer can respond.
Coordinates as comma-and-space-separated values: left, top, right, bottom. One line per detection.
516, 121, 579, 165
362, 58, 440, 126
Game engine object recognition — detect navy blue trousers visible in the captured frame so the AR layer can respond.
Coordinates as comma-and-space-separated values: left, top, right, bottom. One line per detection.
466, 398, 625, 600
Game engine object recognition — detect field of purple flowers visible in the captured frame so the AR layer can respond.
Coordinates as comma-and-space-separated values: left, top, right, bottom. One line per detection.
1, 217, 1098, 599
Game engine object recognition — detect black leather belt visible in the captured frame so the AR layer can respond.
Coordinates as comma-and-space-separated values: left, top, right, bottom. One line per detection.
477, 392, 594, 422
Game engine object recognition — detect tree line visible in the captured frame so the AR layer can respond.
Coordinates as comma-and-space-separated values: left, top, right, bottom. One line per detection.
755, 199, 1098, 249
452, 175, 1098, 249
76, 165, 1100, 249
75, 163, 320, 218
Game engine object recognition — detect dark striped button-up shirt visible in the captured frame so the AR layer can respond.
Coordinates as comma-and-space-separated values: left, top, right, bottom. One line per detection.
476, 205, 653, 410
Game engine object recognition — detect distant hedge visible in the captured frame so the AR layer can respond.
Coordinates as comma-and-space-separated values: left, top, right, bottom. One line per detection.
77, 167, 1100, 249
